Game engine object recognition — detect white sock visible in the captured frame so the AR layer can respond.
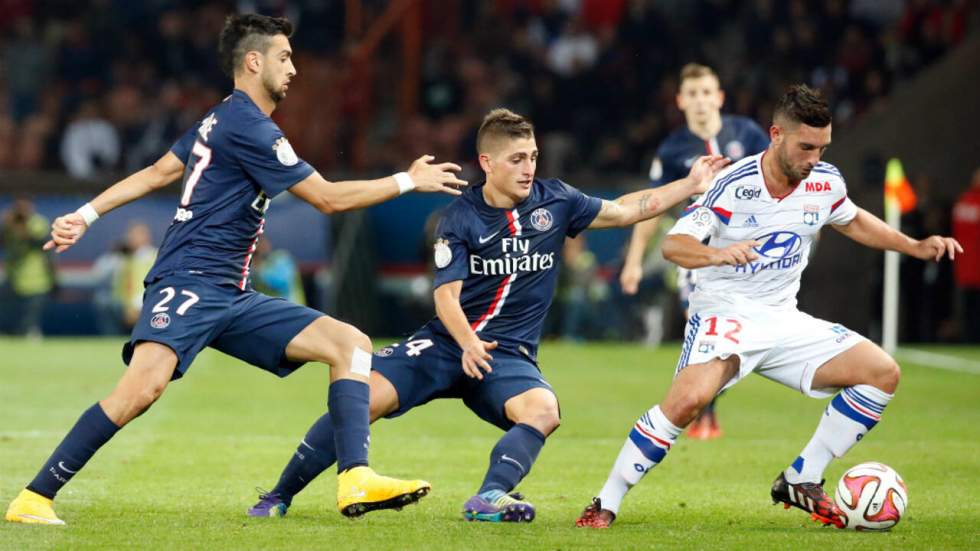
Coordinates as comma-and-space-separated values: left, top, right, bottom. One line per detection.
597, 405, 681, 515
784, 384, 893, 484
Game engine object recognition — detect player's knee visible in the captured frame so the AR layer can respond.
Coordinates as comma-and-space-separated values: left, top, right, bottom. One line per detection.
135, 379, 167, 409
874, 357, 901, 394
521, 396, 561, 436
531, 404, 561, 436
674, 390, 713, 424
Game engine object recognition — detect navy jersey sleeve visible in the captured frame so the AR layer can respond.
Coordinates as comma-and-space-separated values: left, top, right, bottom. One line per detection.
432, 207, 472, 287
169, 125, 197, 164
649, 141, 687, 188
744, 119, 770, 155
560, 181, 603, 237
232, 119, 315, 198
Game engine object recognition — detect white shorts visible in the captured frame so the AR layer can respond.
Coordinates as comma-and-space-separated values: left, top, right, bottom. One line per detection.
675, 308, 866, 398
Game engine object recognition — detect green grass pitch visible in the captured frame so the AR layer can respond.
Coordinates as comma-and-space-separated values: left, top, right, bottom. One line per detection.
1, 338, 978, 549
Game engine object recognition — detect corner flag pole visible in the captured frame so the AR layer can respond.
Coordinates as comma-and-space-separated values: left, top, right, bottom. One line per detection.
882, 158, 917, 355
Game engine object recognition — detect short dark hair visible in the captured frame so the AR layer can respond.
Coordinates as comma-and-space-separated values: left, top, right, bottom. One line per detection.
773, 84, 832, 128
219, 14, 293, 78
477, 108, 535, 153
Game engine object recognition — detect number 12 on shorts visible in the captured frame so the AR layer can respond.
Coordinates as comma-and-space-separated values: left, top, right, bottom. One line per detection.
704, 316, 742, 343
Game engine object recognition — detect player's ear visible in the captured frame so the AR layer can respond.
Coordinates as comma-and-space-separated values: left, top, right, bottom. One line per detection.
478, 153, 493, 174
769, 124, 781, 144
244, 50, 262, 74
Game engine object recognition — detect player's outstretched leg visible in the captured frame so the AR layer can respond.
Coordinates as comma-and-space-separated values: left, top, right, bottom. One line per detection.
577, 357, 737, 528
463, 388, 558, 523
772, 341, 899, 529
6, 343, 176, 525
283, 318, 430, 518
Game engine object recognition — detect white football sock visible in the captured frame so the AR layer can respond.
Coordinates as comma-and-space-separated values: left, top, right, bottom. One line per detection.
785, 384, 892, 484
597, 405, 681, 515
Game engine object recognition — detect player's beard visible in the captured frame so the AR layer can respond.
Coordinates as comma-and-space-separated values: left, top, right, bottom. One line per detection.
263, 73, 286, 104
776, 146, 809, 182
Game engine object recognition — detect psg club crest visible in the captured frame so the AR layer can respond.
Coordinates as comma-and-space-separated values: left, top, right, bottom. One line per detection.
725, 140, 745, 160
530, 208, 553, 231
433, 238, 452, 269
374, 346, 395, 357
803, 204, 820, 226
150, 312, 171, 329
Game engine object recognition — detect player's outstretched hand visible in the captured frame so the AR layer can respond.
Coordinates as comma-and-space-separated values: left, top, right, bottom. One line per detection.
711, 240, 760, 267
408, 155, 468, 196
620, 263, 642, 295
912, 235, 963, 262
687, 155, 732, 194
461, 339, 498, 380
43, 212, 88, 253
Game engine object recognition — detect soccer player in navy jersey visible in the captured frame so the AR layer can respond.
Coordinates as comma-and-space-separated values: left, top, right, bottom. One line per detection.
5, 14, 467, 526
247, 108, 730, 522
620, 63, 769, 439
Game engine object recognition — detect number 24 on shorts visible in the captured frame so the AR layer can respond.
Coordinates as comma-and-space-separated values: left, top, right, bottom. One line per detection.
704, 316, 742, 344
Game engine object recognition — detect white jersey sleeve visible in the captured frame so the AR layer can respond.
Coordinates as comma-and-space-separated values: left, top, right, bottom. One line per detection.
668, 166, 740, 241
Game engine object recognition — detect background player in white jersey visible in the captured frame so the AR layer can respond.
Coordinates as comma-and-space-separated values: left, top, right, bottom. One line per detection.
620, 63, 769, 440
577, 85, 962, 529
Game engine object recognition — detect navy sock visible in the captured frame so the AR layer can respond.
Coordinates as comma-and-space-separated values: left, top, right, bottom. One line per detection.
271, 412, 337, 503
478, 423, 546, 494
27, 403, 120, 499
329, 379, 370, 473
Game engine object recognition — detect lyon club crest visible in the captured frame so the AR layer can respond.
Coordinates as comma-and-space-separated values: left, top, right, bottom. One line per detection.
530, 208, 553, 231
803, 204, 820, 226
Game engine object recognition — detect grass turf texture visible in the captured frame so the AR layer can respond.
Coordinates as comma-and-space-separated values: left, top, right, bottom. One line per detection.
1, 338, 977, 549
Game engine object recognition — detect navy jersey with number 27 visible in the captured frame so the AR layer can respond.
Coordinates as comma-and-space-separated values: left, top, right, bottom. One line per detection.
428, 179, 602, 358
147, 89, 315, 289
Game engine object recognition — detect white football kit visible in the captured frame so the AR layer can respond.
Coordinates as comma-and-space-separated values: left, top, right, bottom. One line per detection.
668, 152, 866, 397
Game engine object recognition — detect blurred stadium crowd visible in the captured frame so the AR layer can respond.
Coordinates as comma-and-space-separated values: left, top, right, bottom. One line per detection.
0, 0, 976, 178
1, 0, 979, 342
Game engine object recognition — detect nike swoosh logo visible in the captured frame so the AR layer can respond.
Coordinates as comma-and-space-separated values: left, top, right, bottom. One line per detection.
57, 461, 77, 474
478, 231, 500, 244
501, 454, 526, 475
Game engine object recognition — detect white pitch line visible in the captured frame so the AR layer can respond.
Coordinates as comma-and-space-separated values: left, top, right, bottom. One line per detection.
896, 347, 980, 375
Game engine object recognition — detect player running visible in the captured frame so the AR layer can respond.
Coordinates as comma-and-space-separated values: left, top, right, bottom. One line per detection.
5, 13, 466, 526
577, 85, 962, 529
620, 63, 769, 440
247, 108, 731, 522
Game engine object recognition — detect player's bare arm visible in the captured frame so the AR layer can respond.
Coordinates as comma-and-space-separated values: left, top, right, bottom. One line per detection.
433, 280, 498, 380
620, 217, 661, 294
44, 151, 186, 253
662, 234, 760, 269
290, 155, 467, 214
833, 207, 962, 261
588, 155, 730, 229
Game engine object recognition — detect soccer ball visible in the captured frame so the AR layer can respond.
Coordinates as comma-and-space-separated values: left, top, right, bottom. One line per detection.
834, 462, 908, 530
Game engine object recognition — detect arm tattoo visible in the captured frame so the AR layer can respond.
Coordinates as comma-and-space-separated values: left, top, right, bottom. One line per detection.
636, 193, 661, 218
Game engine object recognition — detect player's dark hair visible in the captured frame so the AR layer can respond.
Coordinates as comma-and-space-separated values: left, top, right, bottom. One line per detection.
774, 84, 832, 128
219, 14, 293, 78
477, 108, 535, 153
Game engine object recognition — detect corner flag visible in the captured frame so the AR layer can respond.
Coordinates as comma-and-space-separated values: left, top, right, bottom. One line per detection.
882, 158, 916, 355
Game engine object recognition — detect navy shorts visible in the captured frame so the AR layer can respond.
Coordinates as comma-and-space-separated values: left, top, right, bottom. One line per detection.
373, 328, 555, 430
123, 273, 323, 380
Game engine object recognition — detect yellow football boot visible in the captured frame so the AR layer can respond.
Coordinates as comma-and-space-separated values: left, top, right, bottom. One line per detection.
5, 489, 66, 525
337, 466, 431, 518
